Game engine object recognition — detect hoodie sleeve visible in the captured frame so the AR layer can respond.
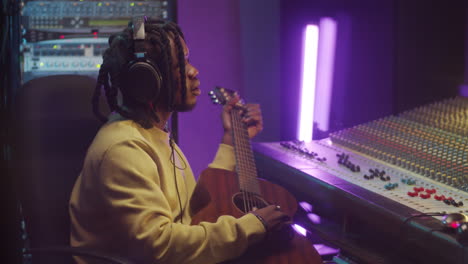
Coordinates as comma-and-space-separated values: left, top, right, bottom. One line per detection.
208, 144, 236, 171
96, 140, 265, 264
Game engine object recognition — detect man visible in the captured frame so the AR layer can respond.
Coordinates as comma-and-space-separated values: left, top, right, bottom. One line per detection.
69, 18, 290, 264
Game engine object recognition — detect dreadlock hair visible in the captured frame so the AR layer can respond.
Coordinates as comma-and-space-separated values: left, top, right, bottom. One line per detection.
92, 18, 187, 129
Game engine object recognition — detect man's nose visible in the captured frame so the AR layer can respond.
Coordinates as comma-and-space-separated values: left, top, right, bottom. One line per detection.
188, 65, 199, 79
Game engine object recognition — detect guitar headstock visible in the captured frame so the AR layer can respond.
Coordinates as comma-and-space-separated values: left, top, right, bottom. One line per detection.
208, 86, 244, 107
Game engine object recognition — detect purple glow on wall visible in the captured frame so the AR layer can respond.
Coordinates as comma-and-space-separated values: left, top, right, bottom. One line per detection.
177, 0, 242, 178
460, 84, 468, 97
298, 25, 319, 142
314, 17, 337, 132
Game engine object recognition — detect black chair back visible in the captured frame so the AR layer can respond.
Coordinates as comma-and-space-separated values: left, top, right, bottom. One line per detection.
13, 74, 106, 263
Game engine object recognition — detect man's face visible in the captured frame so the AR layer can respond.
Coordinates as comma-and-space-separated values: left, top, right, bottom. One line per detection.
170, 36, 200, 112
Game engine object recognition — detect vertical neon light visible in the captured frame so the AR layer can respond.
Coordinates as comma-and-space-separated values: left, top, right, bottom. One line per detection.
315, 17, 337, 132
298, 25, 319, 142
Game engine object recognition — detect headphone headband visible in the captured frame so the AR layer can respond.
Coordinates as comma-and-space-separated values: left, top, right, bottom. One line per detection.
133, 16, 146, 40
132, 16, 147, 56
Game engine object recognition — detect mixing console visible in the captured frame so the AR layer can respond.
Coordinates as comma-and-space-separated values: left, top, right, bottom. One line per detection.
400, 96, 468, 137
256, 97, 468, 216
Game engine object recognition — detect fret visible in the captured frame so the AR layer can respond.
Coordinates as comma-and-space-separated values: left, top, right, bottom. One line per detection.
231, 108, 260, 195
208, 86, 262, 196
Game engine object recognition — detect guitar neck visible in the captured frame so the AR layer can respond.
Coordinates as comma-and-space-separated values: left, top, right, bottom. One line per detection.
231, 109, 260, 195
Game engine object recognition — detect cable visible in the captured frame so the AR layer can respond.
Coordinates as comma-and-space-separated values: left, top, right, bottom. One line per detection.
398, 212, 446, 261
169, 134, 184, 224
401, 212, 445, 228
399, 212, 445, 238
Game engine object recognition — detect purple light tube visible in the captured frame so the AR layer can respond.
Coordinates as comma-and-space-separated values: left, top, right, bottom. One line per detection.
297, 25, 319, 142
314, 17, 337, 132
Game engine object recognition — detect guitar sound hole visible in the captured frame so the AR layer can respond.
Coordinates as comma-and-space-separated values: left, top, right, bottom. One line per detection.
232, 192, 268, 214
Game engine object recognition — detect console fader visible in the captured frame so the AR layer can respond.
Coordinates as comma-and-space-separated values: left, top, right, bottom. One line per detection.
253, 96, 468, 263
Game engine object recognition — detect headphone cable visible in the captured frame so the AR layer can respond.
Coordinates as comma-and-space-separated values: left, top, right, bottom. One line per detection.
169, 134, 184, 224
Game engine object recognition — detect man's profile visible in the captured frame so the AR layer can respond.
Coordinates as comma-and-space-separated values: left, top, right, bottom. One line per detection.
69, 17, 290, 264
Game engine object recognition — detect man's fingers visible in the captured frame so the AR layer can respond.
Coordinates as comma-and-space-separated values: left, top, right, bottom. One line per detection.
227, 94, 240, 106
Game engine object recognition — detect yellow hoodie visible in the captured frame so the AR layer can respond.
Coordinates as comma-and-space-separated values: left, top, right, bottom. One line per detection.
69, 116, 265, 264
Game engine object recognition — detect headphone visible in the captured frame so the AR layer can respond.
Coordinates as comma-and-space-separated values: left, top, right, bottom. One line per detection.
125, 16, 163, 104
126, 17, 183, 221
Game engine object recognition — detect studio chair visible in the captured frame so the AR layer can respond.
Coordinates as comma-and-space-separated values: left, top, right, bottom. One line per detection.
12, 74, 132, 264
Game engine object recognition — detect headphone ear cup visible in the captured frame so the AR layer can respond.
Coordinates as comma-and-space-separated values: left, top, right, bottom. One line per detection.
125, 59, 162, 103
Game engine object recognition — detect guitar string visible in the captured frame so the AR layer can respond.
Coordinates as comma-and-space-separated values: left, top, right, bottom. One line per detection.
244, 110, 261, 210
237, 111, 253, 212
233, 108, 260, 212
236, 109, 259, 210
233, 110, 254, 212
232, 111, 249, 212
240, 116, 259, 195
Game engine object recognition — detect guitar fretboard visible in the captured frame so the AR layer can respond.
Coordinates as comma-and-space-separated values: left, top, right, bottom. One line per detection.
231, 109, 260, 195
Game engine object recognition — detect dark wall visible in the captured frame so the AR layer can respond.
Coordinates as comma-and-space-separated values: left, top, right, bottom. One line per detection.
280, 0, 396, 140
331, 1, 396, 132
466, 4, 468, 84
279, 0, 466, 139
239, 0, 282, 142
394, 0, 467, 112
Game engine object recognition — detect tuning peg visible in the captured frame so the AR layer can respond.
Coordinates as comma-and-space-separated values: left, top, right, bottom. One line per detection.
208, 91, 214, 95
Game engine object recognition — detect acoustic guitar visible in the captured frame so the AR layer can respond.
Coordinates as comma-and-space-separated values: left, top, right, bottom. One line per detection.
190, 87, 322, 264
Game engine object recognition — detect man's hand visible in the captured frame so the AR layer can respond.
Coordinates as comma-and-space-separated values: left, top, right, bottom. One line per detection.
250, 205, 292, 233
221, 94, 263, 146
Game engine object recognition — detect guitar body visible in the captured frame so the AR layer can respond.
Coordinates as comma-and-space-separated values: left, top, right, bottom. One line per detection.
190, 168, 322, 264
